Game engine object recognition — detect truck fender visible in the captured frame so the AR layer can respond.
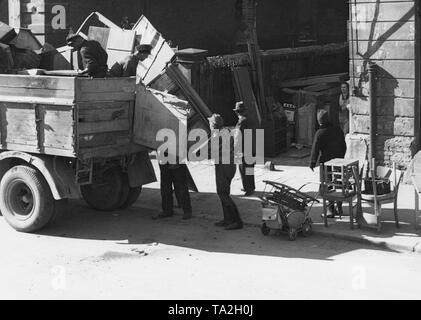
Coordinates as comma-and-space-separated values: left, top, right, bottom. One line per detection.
0, 151, 80, 200
127, 151, 157, 188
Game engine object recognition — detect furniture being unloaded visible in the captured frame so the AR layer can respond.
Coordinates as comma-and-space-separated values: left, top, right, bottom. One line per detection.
319, 158, 362, 229
361, 160, 403, 233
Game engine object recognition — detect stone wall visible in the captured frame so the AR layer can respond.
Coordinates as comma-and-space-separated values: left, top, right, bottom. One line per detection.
349, 0, 418, 168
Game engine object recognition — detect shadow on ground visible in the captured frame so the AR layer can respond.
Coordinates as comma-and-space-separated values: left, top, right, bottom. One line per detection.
36, 187, 401, 260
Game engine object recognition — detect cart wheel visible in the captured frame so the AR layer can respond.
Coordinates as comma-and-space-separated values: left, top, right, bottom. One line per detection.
81, 166, 129, 212
120, 186, 142, 209
0, 165, 55, 233
301, 221, 313, 237
288, 228, 298, 241
261, 223, 270, 236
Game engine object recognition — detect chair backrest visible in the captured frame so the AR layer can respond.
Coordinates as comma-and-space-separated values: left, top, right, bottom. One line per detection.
376, 164, 404, 191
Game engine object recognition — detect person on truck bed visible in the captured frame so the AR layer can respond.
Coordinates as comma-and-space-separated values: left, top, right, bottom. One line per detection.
66, 34, 108, 78
108, 44, 152, 78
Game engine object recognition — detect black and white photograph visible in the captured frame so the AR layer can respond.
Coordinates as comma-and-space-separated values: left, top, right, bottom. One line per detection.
0, 0, 421, 303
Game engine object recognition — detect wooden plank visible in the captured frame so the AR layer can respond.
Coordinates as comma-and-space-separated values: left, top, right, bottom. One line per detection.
232, 66, 261, 128
0, 75, 75, 91
76, 92, 135, 102
78, 119, 129, 135
77, 101, 130, 110
79, 131, 130, 148
0, 86, 74, 99
76, 77, 135, 93
78, 106, 129, 122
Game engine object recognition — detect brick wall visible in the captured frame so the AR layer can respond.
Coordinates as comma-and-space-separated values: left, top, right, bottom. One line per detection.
349, 0, 418, 168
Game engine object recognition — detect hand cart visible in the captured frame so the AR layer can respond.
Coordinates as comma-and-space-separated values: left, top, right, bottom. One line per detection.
260, 181, 319, 241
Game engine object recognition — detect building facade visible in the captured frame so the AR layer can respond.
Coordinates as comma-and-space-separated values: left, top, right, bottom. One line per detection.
348, 0, 420, 168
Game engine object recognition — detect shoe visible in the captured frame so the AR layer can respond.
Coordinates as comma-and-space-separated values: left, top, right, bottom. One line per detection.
215, 220, 227, 227
182, 212, 193, 220
225, 222, 243, 230
243, 191, 255, 197
152, 212, 173, 220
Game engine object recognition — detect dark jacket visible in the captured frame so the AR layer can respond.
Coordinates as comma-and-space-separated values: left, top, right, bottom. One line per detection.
79, 40, 108, 78
310, 123, 347, 168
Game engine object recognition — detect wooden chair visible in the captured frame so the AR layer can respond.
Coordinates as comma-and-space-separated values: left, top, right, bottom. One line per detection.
361, 160, 404, 233
320, 159, 363, 230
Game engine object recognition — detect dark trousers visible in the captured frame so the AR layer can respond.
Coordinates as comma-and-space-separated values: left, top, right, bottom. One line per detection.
160, 164, 192, 215
239, 162, 255, 193
215, 164, 242, 224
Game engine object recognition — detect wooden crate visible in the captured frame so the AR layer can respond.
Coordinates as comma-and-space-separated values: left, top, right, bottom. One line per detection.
0, 75, 142, 159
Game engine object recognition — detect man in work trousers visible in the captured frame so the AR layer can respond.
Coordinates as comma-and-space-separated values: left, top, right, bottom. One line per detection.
310, 109, 347, 218
209, 114, 243, 230
155, 163, 193, 220
66, 34, 108, 78
234, 101, 255, 197
108, 44, 152, 77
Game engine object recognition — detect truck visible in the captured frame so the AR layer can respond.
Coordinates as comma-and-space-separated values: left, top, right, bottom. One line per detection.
0, 74, 157, 233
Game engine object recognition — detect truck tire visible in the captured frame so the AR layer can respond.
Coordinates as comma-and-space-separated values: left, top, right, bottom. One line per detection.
0, 165, 55, 233
120, 186, 142, 209
81, 166, 129, 211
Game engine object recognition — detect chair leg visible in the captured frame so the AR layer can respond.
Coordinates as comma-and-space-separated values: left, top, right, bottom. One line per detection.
323, 198, 328, 228
394, 198, 399, 229
376, 203, 382, 233
349, 200, 354, 230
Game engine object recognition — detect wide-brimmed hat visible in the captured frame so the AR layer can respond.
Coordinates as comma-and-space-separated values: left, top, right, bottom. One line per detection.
136, 44, 153, 54
233, 101, 246, 113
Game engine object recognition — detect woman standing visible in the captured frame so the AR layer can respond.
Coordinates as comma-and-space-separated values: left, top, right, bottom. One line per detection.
339, 82, 351, 135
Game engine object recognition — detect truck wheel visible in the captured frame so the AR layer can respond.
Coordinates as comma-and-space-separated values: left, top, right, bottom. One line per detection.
0, 165, 55, 233
81, 166, 129, 211
120, 186, 142, 209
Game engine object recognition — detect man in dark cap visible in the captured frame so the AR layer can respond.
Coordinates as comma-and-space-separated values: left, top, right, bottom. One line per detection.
109, 44, 152, 78
234, 101, 256, 197
66, 34, 108, 78
310, 109, 347, 218
209, 114, 243, 230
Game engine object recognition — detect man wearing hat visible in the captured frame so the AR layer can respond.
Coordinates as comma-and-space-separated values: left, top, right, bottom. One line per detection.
310, 109, 347, 218
209, 114, 243, 230
109, 44, 152, 78
66, 34, 108, 78
234, 101, 256, 197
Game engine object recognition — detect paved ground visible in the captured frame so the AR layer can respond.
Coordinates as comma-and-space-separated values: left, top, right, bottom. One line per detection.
1, 202, 421, 300
1, 153, 421, 299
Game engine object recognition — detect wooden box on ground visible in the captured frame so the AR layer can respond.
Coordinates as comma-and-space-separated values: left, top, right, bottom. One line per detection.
0, 74, 143, 160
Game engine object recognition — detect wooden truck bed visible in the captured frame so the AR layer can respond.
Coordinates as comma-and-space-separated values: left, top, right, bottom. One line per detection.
0, 74, 145, 159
